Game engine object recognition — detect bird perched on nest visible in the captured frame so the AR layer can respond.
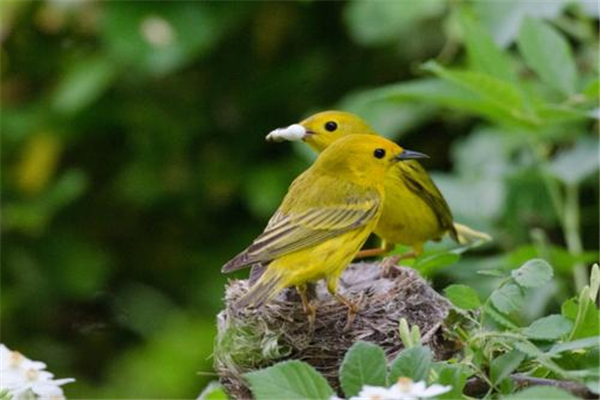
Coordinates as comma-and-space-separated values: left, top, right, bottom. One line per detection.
266, 110, 491, 259
221, 134, 428, 325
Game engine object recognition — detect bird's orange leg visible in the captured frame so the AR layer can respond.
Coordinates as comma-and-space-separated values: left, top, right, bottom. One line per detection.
401, 243, 423, 260
355, 241, 395, 259
396, 250, 418, 261
296, 284, 316, 329
380, 244, 423, 277
334, 292, 359, 328
326, 278, 358, 328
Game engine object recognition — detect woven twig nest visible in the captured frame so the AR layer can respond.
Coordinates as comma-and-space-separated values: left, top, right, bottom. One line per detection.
214, 258, 455, 399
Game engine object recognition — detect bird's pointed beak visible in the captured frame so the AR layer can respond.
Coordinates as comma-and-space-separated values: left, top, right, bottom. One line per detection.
394, 149, 429, 161
265, 124, 307, 142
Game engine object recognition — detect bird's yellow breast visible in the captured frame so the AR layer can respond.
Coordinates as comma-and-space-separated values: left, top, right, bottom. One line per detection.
374, 164, 445, 249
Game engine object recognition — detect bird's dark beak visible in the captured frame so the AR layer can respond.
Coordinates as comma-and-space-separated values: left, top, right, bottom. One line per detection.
394, 149, 429, 161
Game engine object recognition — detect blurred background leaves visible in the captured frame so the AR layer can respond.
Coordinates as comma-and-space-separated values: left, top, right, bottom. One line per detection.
1, 0, 598, 398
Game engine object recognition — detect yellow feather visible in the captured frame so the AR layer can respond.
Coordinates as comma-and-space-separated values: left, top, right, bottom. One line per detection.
280, 110, 491, 256
223, 134, 406, 309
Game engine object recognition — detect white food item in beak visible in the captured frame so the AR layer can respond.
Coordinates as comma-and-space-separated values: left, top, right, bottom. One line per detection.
265, 124, 306, 142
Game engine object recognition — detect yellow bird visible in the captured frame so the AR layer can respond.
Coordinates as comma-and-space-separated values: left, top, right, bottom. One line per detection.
222, 134, 427, 323
266, 110, 490, 259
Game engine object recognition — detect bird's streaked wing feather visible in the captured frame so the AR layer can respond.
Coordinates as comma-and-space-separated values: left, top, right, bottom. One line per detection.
221, 189, 379, 273
398, 160, 457, 241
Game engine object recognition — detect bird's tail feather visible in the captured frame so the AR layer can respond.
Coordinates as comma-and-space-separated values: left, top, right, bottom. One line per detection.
221, 251, 251, 273
235, 270, 284, 310
454, 222, 492, 245
248, 263, 267, 286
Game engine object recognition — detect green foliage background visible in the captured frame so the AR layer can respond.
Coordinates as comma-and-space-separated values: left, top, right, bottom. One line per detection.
1, 1, 598, 398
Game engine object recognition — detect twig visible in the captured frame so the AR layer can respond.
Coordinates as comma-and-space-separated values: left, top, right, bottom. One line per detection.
464, 374, 597, 399
421, 322, 442, 345
564, 182, 587, 291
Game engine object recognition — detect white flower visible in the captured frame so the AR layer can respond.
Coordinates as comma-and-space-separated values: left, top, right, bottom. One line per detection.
388, 378, 451, 400
348, 378, 452, 400
12, 369, 74, 398
1, 345, 47, 372
0, 344, 10, 365
0, 343, 75, 400
353, 385, 396, 399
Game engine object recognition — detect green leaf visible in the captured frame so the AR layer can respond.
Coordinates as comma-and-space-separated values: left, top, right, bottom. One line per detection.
245, 360, 334, 400
562, 297, 579, 320
52, 56, 117, 115
523, 315, 573, 340
534, 104, 596, 124
517, 17, 578, 96
569, 293, 600, 340
339, 341, 387, 398
472, 1, 566, 48
549, 137, 600, 185
506, 245, 599, 275
423, 61, 536, 126
484, 303, 519, 329
548, 336, 600, 355
444, 284, 481, 310
460, 9, 516, 83
344, 0, 445, 46
340, 78, 475, 115
490, 350, 525, 385
389, 346, 432, 382
415, 252, 461, 276
198, 382, 228, 400
337, 93, 435, 140
514, 340, 544, 357
511, 259, 553, 288
450, 124, 516, 183
431, 174, 506, 222
491, 283, 524, 314
423, 61, 523, 109
342, 77, 533, 129
477, 269, 506, 277
431, 363, 471, 400
501, 385, 578, 399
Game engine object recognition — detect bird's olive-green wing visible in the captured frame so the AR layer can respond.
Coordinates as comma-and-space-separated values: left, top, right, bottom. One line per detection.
398, 160, 458, 241
221, 175, 380, 273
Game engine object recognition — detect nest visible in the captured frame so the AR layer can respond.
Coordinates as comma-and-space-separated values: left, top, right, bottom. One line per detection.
214, 258, 455, 399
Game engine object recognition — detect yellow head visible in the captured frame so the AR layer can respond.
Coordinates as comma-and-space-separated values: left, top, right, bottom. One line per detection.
312, 134, 428, 186
266, 110, 377, 152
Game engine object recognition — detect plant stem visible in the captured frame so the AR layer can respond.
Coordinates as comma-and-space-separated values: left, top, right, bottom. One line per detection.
528, 139, 587, 291
470, 331, 526, 342
528, 139, 565, 228
564, 183, 587, 291
479, 277, 512, 327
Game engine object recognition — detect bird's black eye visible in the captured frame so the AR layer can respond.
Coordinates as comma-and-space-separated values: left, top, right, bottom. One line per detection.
324, 121, 338, 132
374, 148, 386, 159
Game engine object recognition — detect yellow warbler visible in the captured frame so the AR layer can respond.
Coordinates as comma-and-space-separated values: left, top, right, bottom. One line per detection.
222, 134, 427, 323
266, 110, 490, 259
